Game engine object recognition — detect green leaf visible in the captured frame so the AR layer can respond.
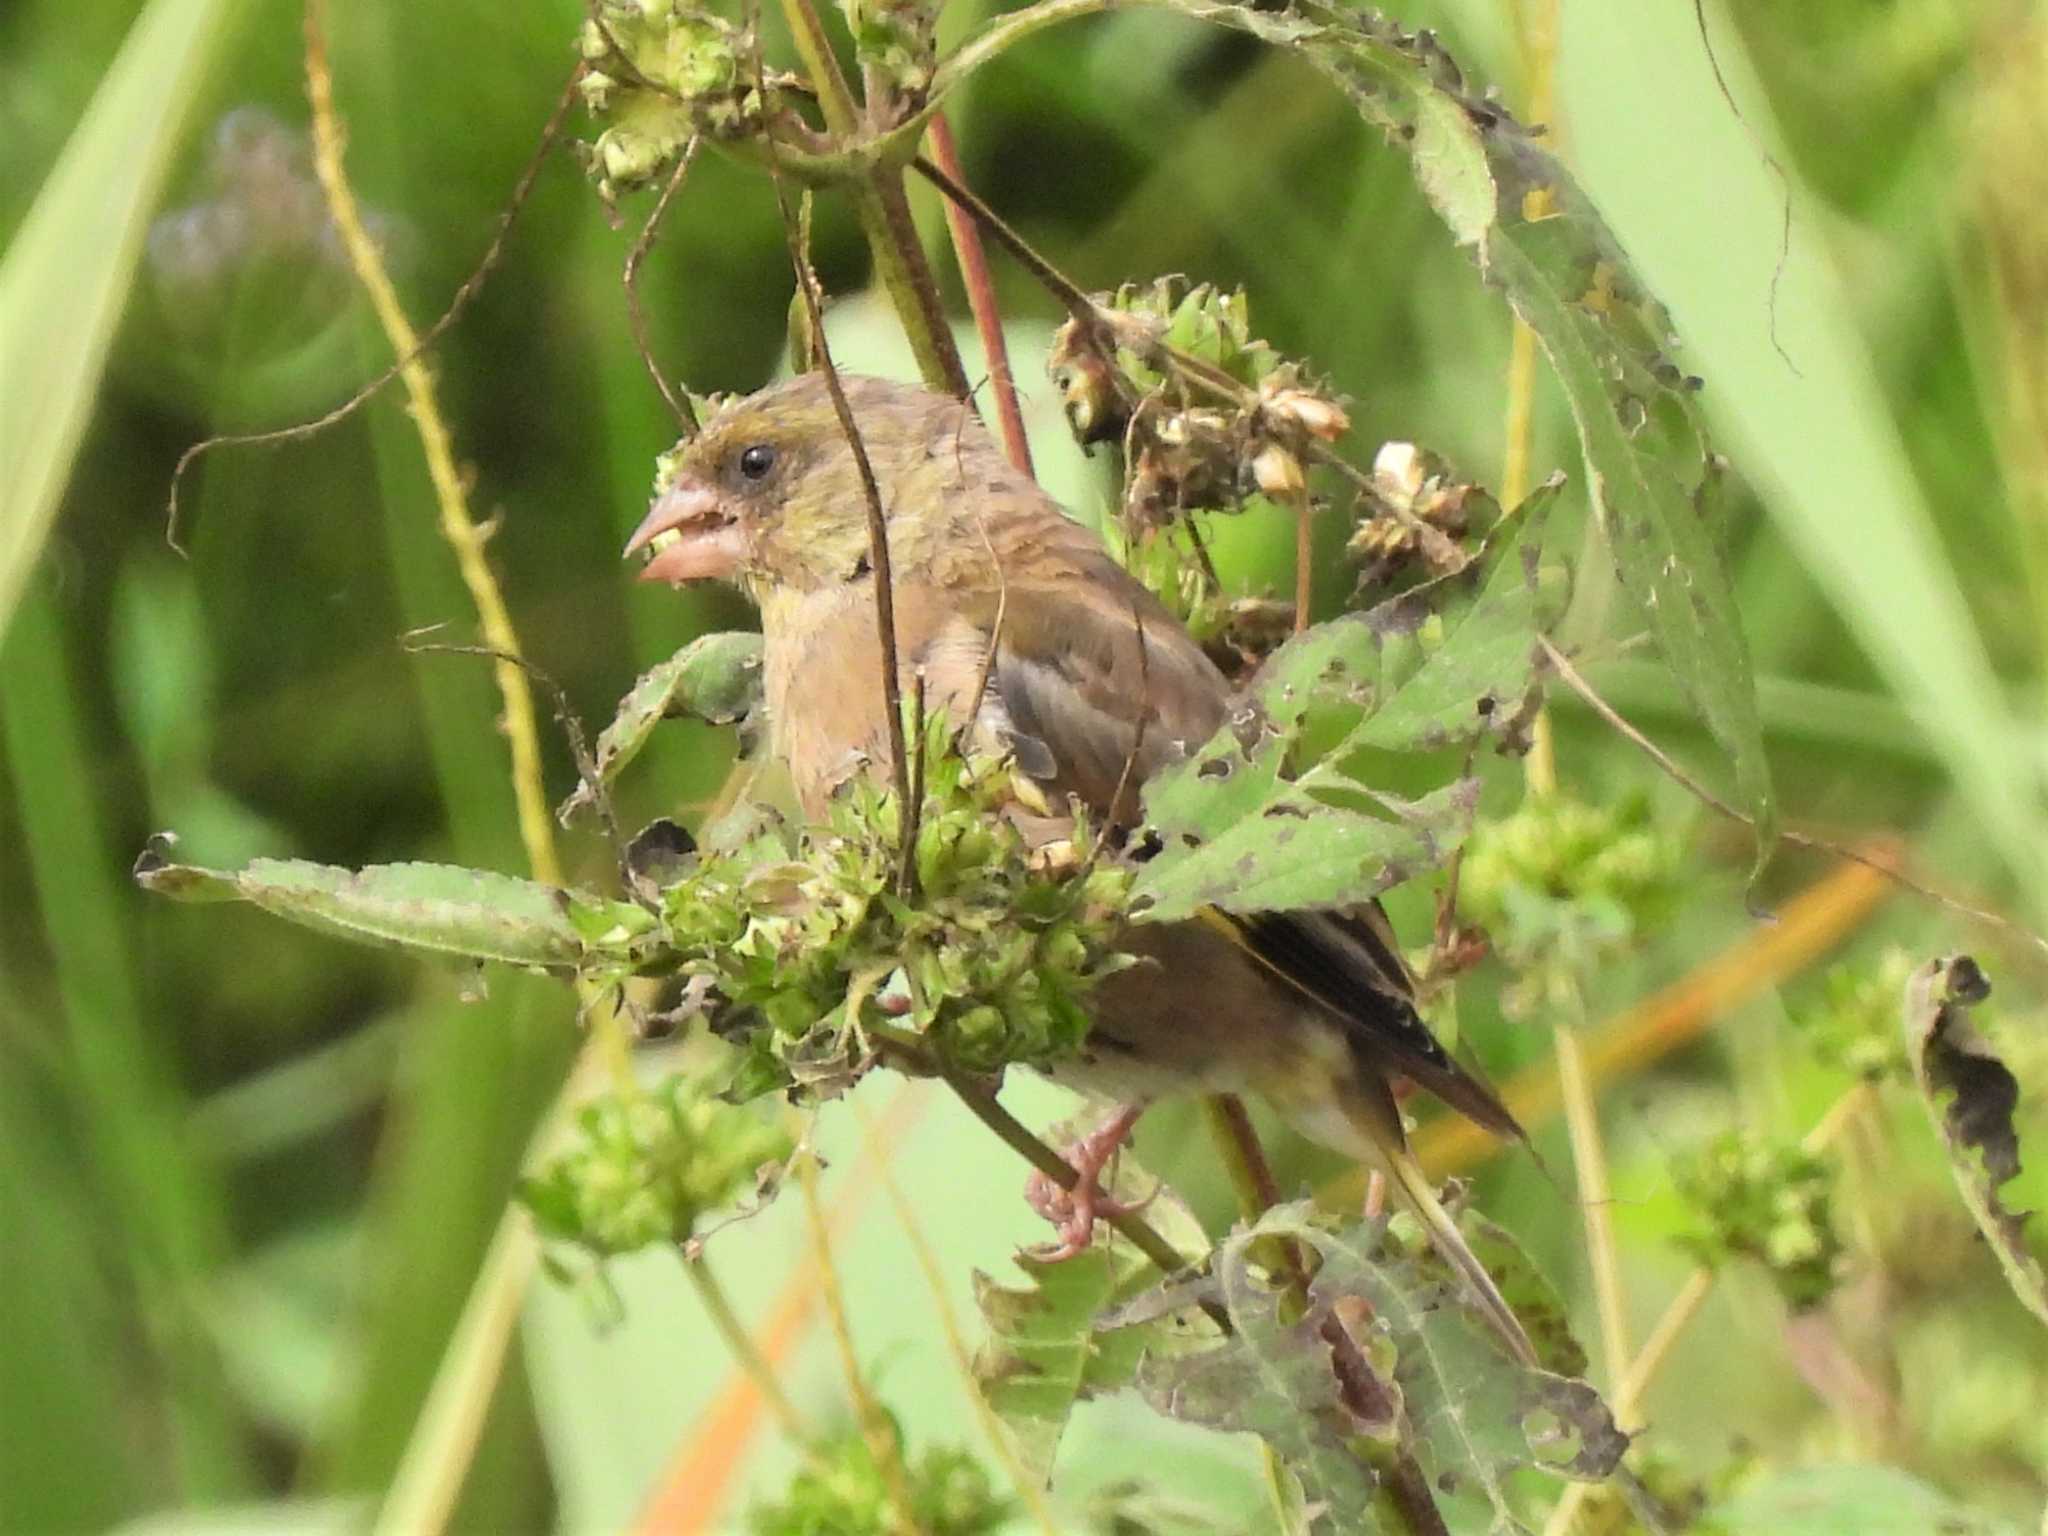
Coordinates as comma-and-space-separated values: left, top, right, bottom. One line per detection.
1900, 956, 2048, 1331
0, 0, 248, 633
973, 1150, 1211, 1479
1135, 1205, 1625, 1533
942, 0, 1774, 878
1133, 493, 1565, 922
1181, 0, 1774, 876
559, 630, 764, 823
133, 840, 632, 970
1703, 1464, 2025, 1536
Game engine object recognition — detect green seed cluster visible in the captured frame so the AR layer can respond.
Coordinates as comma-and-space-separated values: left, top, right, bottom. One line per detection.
1674, 1130, 1843, 1309
575, 1, 758, 205
1793, 949, 1915, 1082
1458, 791, 1685, 1012
747, 1422, 1010, 1536
518, 1073, 793, 1260
661, 719, 1135, 1101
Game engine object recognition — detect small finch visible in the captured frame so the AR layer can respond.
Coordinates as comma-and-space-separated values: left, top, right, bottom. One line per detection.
625, 370, 1535, 1364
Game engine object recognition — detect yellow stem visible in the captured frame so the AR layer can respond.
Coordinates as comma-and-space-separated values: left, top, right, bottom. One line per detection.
796, 1153, 922, 1536
684, 1256, 813, 1445
1555, 1015, 1630, 1387
305, 0, 558, 886
854, 1099, 1064, 1536
1542, 1076, 1881, 1536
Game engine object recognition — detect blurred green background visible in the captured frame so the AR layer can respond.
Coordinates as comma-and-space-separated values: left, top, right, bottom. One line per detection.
3, 0, 2045, 1532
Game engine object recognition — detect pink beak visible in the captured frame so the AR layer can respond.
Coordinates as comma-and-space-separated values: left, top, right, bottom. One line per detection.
622, 477, 747, 586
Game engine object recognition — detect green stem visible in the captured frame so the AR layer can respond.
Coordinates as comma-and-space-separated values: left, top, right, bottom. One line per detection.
777, 0, 967, 396
684, 1255, 813, 1442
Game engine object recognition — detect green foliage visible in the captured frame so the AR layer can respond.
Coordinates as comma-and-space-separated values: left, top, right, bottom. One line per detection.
1673, 1132, 1843, 1308
1458, 790, 1686, 1010
576, 2, 757, 204
745, 1422, 1010, 1536
1130, 1204, 1625, 1532
1702, 1463, 2027, 1536
972, 1147, 1212, 1478
662, 715, 1136, 1097
132, 839, 654, 971
559, 629, 765, 823
518, 1072, 791, 1262
1794, 950, 1915, 1081
1135, 489, 1567, 922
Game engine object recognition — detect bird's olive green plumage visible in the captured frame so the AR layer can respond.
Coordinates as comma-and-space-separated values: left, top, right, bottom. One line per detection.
628, 371, 1535, 1364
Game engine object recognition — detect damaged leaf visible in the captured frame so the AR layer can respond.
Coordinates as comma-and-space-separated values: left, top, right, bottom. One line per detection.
972, 1158, 1211, 1480
1134, 491, 1565, 922
560, 630, 765, 823
1134, 1205, 1625, 1533
1902, 955, 2048, 1329
1095, 0, 1775, 879
133, 835, 642, 970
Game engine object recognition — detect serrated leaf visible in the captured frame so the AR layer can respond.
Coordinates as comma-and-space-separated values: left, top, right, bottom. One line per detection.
973, 1153, 1210, 1480
1136, 1205, 1625, 1534
1901, 956, 2048, 1331
133, 840, 633, 970
1133, 494, 1563, 923
558, 631, 764, 822
1112, 0, 1775, 878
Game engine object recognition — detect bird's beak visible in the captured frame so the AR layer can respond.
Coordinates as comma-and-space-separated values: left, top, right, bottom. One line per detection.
623, 477, 747, 586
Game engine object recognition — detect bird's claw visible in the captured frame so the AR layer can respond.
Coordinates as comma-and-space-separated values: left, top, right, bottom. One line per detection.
1021, 1106, 1152, 1261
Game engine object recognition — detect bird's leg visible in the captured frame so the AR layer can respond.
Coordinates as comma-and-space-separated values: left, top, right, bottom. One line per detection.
1023, 1103, 1153, 1261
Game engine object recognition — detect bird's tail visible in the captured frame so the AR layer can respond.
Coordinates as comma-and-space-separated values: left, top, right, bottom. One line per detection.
1381, 1144, 1539, 1369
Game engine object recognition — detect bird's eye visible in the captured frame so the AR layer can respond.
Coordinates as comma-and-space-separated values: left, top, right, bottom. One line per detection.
737, 443, 777, 481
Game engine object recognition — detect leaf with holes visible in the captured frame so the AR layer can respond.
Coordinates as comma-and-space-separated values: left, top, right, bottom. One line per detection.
973, 1143, 1211, 1479
1134, 1204, 1625, 1534
1134, 492, 1563, 922
957, 0, 1775, 879
1902, 955, 2048, 1330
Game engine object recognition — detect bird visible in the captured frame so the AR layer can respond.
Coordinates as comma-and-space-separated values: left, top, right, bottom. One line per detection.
624, 369, 1537, 1366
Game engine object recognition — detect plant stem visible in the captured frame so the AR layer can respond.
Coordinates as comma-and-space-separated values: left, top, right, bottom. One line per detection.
306, 0, 560, 887
1555, 996, 1631, 1389
1542, 1073, 1882, 1536
777, 0, 968, 397
853, 1099, 1064, 1536
1203, 1094, 1283, 1217
926, 112, 1033, 476
683, 1255, 812, 1443
796, 1153, 921, 1536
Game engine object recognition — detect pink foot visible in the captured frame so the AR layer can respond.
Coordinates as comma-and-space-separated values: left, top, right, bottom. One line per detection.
1023, 1104, 1154, 1261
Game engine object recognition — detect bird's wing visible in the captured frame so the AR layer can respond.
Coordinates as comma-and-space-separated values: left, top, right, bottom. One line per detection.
956, 509, 1518, 1141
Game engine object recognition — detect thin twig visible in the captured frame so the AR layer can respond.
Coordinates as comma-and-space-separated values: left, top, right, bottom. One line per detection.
166, 57, 585, 554
1292, 488, 1314, 636
1556, 997, 1630, 1386
623, 136, 703, 435
796, 1154, 920, 1536
305, 3, 560, 886
899, 667, 928, 900
752, 27, 915, 857
683, 1255, 814, 1443
399, 638, 632, 891
1542, 1078, 1876, 1536
1539, 636, 2048, 956
853, 1099, 1064, 1536
1690, 0, 1800, 377
926, 114, 1033, 479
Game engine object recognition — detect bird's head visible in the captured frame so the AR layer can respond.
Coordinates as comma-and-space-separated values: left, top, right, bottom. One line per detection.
624, 371, 987, 600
